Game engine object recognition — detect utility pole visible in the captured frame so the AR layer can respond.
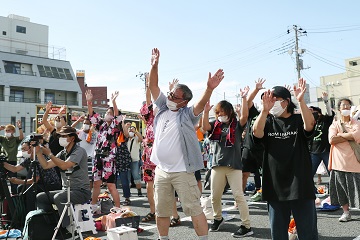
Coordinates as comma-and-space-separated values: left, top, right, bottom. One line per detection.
287, 25, 307, 79
136, 71, 148, 92
294, 25, 301, 80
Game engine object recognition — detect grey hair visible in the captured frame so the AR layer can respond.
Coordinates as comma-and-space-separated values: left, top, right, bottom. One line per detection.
174, 83, 193, 101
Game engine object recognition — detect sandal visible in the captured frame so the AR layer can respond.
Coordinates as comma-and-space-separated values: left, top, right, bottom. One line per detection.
170, 216, 181, 227
123, 198, 131, 206
142, 212, 156, 222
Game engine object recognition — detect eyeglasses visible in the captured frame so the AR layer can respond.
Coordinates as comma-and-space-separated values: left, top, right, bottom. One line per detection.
167, 91, 183, 101
340, 104, 351, 108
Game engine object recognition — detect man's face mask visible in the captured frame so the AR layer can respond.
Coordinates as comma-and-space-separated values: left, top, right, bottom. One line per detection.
269, 100, 286, 117
83, 124, 90, 131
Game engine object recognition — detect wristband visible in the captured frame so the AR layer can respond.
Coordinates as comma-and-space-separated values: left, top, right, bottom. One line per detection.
324, 100, 329, 103
48, 153, 53, 158
18, 128, 22, 130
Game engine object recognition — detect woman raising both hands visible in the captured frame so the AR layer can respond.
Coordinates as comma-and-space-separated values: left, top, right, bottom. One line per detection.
86, 90, 127, 213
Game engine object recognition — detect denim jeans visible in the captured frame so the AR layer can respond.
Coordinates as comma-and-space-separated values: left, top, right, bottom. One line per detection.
129, 161, 141, 184
117, 171, 131, 198
268, 199, 318, 240
311, 152, 330, 177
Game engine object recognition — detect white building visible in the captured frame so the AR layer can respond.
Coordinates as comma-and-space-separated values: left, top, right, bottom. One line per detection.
316, 57, 360, 113
0, 14, 81, 134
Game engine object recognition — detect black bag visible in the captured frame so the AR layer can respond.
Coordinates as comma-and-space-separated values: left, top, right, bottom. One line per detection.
23, 209, 58, 240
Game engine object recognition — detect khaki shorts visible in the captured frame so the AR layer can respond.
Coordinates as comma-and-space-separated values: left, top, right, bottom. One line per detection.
154, 167, 203, 217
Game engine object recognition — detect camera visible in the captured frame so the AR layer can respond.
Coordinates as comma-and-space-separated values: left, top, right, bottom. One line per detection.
0, 151, 8, 176
95, 148, 109, 158
0, 152, 7, 163
30, 134, 43, 146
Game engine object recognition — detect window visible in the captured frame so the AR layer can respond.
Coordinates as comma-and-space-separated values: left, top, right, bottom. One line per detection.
2, 31, 6, 35
16, 26, 26, 34
21, 117, 25, 132
45, 92, 55, 103
64, 69, 73, 80
349, 61, 358, 66
4, 61, 21, 74
10, 90, 24, 102
101, 100, 107, 104
94, 100, 98, 104
51, 67, 60, 78
37, 65, 73, 80
45, 66, 53, 78
58, 68, 66, 79
11, 117, 16, 126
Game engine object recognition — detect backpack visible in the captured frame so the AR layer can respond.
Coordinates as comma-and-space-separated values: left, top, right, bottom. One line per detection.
22, 209, 58, 240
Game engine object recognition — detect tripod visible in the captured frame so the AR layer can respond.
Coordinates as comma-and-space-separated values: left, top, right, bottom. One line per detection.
52, 171, 83, 240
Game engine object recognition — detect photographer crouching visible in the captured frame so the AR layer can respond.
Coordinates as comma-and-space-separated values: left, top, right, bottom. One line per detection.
3, 140, 61, 213
35, 126, 91, 237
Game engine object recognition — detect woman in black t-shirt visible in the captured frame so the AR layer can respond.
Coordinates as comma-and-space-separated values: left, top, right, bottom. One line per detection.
253, 80, 318, 240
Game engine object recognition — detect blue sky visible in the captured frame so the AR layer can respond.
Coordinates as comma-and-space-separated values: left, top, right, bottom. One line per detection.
2, 1, 360, 112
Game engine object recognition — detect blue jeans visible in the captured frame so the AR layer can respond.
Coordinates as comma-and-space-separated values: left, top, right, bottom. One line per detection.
117, 171, 131, 198
311, 152, 330, 177
268, 199, 318, 240
129, 161, 141, 184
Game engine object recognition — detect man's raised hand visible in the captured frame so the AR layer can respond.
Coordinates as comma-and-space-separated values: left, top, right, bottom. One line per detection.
151, 48, 160, 67
207, 69, 224, 90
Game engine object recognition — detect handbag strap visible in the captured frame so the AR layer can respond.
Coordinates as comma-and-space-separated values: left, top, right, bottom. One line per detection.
340, 122, 348, 133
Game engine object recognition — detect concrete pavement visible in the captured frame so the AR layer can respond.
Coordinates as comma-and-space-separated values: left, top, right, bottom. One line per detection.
82, 174, 360, 240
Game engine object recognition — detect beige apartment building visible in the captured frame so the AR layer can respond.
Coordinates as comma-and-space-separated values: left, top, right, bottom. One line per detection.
316, 57, 360, 113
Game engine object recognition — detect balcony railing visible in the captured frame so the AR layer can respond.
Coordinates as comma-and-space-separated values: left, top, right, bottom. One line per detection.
9, 96, 41, 103
43, 99, 78, 106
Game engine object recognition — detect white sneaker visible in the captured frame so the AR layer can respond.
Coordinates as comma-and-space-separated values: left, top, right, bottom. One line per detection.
339, 212, 351, 222
90, 203, 101, 214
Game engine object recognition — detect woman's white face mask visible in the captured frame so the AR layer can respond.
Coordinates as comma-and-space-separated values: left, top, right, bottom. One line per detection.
104, 114, 114, 122
341, 109, 351, 117
55, 121, 62, 129
269, 100, 286, 117
22, 151, 31, 158
217, 115, 229, 123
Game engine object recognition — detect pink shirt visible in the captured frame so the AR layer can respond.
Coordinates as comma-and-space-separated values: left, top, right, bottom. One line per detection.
328, 119, 360, 173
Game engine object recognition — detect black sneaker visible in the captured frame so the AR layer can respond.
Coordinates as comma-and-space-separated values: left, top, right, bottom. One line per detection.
231, 225, 254, 238
209, 217, 224, 232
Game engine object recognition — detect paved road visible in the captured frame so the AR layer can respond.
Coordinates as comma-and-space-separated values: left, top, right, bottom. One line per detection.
80, 174, 360, 240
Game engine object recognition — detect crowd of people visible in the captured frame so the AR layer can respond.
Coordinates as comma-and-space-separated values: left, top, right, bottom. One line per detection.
0, 48, 359, 240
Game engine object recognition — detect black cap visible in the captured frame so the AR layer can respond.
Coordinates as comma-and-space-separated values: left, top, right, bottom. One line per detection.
310, 106, 322, 115
272, 86, 291, 100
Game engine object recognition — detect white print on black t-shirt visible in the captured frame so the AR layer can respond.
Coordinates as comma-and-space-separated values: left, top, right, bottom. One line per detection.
268, 130, 298, 139
162, 119, 170, 133
313, 124, 323, 142
222, 126, 229, 134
